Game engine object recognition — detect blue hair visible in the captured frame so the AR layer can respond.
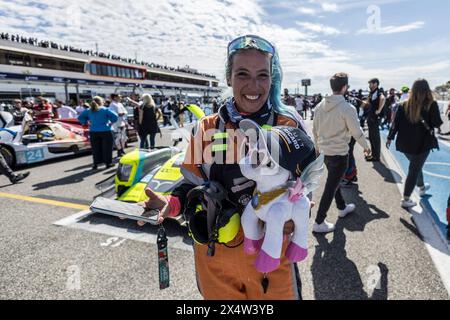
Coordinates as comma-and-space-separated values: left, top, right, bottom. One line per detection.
268, 51, 303, 126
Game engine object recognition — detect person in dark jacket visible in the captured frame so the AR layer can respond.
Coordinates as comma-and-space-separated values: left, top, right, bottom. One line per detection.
365, 78, 386, 162
78, 96, 118, 170
387, 79, 443, 208
128, 94, 161, 149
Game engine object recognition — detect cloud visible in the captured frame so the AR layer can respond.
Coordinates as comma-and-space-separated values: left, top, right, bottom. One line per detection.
357, 21, 425, 35
296, 22, 343, 35
0, 0, 447, 94
297, 7, 318, 16
0, 0, 348, 84
308, 0, 409, 13
320, 2, 339, 12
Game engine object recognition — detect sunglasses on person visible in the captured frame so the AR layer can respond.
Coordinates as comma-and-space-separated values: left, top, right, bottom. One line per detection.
227, 35, 276, 57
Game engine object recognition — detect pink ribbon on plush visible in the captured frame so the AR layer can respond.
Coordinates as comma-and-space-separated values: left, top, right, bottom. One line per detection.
288, 178, 304, 203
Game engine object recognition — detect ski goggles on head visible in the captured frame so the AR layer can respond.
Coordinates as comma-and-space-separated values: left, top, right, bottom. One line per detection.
227, 35, 276, 57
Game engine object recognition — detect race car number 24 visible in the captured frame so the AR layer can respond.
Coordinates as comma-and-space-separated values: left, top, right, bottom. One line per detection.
25, 149, 44, 163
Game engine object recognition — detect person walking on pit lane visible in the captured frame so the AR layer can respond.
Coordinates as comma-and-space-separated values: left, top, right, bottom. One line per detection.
78, 96, 118, 170
312, 73, 371, 233
387, 79, 443, 208
364, 78, 386, 162
128, 94, 161, 149
109, 94, 128, 157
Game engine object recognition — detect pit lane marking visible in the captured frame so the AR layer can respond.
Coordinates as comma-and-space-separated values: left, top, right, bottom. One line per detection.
53, 210, 193, 252
0, 192, 90, 211
423, 162, 450, 180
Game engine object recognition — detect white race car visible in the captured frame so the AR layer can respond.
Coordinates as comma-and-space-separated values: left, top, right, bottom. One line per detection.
0, 112, 91, 167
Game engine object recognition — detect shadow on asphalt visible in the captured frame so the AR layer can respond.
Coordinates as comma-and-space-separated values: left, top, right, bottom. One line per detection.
371, 161, 402, 184
311, 184, 390, 300
399, 218, 424, 241
32, 168, 102, 191
0, 181, 13, 188
65, 163, 94, 172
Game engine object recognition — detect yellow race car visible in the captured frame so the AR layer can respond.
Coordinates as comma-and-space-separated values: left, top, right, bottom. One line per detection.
90, 104, 205, 226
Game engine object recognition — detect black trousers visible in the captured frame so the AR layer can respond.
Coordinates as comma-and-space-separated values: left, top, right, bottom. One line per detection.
149, 133, 156, 149
0, 151, 14, 179
139, 132, 156, 149
404, 152, 430, 198
367, 115, 381, 159
345, 138, 357, 180
163, 114, 171, 126
315, 155, 349, 224
90, 131, 113, 166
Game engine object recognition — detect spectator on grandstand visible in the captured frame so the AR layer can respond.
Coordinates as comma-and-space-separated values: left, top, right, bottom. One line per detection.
0, 34, 218, 79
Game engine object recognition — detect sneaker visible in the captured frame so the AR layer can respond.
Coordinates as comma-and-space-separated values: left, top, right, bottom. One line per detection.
338, 204, 356, 218
10, 172, 30, 184
313, 220, 336, 234
418, 183, 430, 197
401, 199, 417, 208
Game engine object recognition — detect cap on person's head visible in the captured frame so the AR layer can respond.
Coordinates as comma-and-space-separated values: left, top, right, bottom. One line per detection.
369, 78, 380, 85
240, 119, 317, 178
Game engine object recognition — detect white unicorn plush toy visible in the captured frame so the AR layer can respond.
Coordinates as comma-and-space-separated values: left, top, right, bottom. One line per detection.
239, 119, 324, 274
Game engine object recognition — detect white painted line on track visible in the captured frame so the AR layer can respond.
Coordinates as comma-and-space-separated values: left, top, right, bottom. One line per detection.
53, 210, 92, 226
53, 211, 193, 252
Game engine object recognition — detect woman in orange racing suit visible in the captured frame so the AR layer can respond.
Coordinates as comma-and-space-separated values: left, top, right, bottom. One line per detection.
138, 35, 314, 300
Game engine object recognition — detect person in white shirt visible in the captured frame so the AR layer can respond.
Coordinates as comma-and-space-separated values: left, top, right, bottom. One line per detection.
109, 94, 128, 157
400, 86, 410, 103
55, 100, 77, 119
75, 100, 87, 115
295, 95, 305, 119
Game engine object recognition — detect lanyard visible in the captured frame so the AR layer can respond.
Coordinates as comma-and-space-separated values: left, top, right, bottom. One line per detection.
157, 225, 170, 290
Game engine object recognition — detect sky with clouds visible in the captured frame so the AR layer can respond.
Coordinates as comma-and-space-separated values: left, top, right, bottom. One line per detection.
1, 0, 449, 94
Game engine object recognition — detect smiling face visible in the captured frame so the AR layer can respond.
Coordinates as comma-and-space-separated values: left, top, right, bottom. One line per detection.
229, 49, 272, 114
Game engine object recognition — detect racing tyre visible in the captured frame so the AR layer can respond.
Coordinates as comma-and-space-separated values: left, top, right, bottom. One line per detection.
0, 146, 15, 168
